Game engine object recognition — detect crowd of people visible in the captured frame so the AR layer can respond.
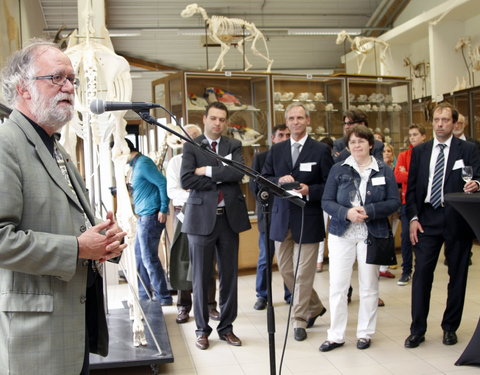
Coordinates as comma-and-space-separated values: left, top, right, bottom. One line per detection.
1, 40, 479, 374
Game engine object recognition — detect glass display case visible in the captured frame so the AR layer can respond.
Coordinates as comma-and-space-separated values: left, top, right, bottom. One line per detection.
271, 75, 345, 142
345, 75, 412, 154
152, 71, 271, 214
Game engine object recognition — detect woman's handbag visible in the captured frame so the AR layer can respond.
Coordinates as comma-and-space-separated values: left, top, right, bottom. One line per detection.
351, 167, 397, 265
365, 230, 397, 265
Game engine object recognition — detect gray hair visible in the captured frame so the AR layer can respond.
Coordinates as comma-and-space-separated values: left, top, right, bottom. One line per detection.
1, 40, 60, 106
284, 102, 310, 119
184, 123, 202, 136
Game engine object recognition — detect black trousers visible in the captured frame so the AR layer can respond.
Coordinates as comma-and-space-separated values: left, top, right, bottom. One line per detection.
188, 213, 239, 337
410, 204, 472, 335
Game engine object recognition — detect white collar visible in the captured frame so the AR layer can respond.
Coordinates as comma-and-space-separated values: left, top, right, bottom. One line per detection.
343, 154, 379, 172
290, 134, 308, 147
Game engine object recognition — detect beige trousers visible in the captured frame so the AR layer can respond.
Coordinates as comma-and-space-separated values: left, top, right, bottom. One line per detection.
275, 230, 325, 329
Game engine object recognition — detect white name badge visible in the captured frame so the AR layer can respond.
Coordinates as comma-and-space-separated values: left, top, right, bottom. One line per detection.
371, 176, 386, 186
221, 153, 232, 166
453, 159, 465, 170
176, 211, 184, 223
299, 162, 316, 172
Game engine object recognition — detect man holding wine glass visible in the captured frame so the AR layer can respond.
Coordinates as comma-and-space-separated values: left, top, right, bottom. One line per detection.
405, 102, 480, 349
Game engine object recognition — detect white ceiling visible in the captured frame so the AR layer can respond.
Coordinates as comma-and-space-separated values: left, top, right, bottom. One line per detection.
37, 0, 410, 101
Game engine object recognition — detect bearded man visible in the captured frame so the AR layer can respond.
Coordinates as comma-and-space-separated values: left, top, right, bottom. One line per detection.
0, 41, 127, 374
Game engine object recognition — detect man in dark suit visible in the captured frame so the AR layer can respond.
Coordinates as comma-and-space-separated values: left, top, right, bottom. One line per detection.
262, 103, 333, 341
249, 124, 291, 310
453, 113, 480, 152
333, 109, 384, 162
405, 102, 480, 349
181, 101, 251, 350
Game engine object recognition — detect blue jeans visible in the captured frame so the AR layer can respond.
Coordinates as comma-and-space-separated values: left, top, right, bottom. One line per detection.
135, 213, 172, 303
400, 204, 413, 275
256, 232, 291, 302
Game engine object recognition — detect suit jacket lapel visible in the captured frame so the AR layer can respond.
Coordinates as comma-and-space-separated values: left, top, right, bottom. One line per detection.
445, 137, 460, 182
12, 111, 84, 213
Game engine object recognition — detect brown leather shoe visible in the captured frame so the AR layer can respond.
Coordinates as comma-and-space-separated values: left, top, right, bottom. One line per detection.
219, 331, 242, 346
176, 309, 189, 324
196, 335, 209, 350
209, 308, 220, 321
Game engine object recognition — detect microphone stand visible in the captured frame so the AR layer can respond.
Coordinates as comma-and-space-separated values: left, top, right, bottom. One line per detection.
134, 109, 305, 375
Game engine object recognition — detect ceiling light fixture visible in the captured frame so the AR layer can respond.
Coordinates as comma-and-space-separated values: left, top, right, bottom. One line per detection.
287, 28, 362, 36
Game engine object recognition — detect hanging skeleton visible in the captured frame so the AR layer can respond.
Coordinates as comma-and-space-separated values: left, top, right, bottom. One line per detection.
455, 37, 480, 88
181, 3, 273, 72
336, 30, 390, 75
403, 57, 430, 98
60, 0, 147, 348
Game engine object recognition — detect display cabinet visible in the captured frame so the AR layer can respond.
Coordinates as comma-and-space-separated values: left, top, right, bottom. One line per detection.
271, 75, 345, 141
344, 75, 412, 153
152, 71, 271, 214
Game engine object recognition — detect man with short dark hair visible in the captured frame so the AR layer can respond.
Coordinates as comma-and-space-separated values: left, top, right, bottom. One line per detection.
250, 124, 291, 310
405, 102, 480, 348
333, 109, 384, 162
126, 139, 172, 305
0, 41, 126, 374
394, 124, 426, 286
181, 101, 251, 350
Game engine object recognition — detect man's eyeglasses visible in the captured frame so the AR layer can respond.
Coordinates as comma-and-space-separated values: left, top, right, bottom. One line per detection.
32, 74, 79, 88
343, 121, 359, 126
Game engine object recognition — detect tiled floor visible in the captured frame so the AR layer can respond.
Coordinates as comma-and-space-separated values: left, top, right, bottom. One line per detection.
101, 248, 480, 374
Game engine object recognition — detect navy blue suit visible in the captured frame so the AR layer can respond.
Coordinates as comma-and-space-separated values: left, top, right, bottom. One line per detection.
262, 137, 333, 243
406, 136, 480, 335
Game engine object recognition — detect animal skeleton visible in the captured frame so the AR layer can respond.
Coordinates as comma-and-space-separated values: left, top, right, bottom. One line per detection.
181, 3, 273, 72
61, 0, 149, 349
403, 57, 430, 98
336, 30, 390, 74
455, 37, 480, 87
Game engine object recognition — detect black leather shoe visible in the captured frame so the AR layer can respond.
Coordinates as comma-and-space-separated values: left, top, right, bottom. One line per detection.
196, 335, 209, 350
209, 308, 220, 321
253, 297, 267, 310
306, 307, 327, 328
176, 309, 189, 324
319, 340, 344, 352
356, 338, 371, 350
294, 328, 307, 341
404, 334, 425, 348
443, 331, 457, 345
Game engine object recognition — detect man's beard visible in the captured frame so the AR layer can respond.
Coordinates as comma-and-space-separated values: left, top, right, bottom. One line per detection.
30, 86, 74, 132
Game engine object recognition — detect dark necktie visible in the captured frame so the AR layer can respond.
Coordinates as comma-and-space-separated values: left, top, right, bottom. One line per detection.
211, 141, 224, 204
431, 143, 446, 209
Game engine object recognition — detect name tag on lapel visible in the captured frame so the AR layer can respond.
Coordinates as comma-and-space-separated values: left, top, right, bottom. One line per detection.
299, 162, 316, 172
453, 159, 465, 170
221, 153, 233, 166
371, 176, 386, 186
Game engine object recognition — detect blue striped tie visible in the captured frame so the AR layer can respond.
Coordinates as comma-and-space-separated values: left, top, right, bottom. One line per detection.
430, 144, 446, 209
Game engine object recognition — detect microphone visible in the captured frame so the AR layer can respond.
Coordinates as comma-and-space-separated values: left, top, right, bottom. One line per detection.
200, 139, 211, 150
89, 99, 161, 114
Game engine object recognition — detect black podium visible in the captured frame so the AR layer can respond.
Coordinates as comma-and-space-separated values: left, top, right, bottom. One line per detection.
444, 192, 480, 366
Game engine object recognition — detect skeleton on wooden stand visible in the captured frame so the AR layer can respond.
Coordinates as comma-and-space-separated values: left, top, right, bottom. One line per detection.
181, 3, 273, 72
60, 0, 148, 348
336, 30, 390, 75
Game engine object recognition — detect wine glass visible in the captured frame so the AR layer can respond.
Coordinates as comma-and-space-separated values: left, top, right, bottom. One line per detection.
462, 166, 473, 193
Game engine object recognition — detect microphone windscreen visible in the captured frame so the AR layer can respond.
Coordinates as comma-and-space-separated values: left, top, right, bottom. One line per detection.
90, 99, 105, 114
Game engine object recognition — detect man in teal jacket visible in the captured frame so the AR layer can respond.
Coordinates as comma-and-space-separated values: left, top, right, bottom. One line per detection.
126, 139, 172, 304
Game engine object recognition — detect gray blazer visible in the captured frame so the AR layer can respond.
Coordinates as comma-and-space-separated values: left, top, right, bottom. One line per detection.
0, 110, 107, 374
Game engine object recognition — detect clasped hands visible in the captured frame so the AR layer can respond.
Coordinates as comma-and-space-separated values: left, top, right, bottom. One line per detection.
347, 206, 368, 223
77, 211, 127, 263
